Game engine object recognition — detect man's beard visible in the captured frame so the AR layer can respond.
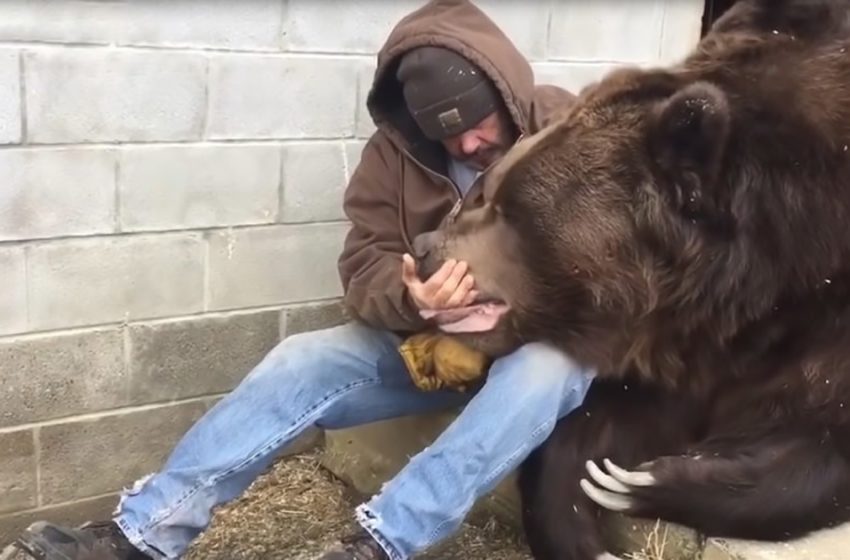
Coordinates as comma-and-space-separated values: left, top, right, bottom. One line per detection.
462, 145, 506, 170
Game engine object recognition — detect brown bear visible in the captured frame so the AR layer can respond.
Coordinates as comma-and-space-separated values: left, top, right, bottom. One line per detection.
411, 0, 850, 559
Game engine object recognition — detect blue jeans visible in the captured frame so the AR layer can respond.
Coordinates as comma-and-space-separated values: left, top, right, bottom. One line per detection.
114, 321, 594, 559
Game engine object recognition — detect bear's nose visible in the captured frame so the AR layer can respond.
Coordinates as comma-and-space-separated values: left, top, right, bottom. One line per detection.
412, 230, 440, 259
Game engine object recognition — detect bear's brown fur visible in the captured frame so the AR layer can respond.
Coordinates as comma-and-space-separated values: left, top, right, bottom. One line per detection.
413, 1, 850, 558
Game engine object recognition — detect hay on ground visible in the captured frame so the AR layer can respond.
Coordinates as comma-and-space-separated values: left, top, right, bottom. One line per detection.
184, 449, 533, 560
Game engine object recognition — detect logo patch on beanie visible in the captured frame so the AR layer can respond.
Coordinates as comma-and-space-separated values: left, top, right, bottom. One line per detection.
438, 108, 463, 134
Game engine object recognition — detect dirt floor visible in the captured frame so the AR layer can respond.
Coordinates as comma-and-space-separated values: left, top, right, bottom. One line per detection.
1, 448, 666, 560
183, 449, 535, 560
183, 448, 668, 560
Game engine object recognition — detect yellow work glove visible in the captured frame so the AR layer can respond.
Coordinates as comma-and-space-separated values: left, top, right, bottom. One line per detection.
398, 332, 491, 392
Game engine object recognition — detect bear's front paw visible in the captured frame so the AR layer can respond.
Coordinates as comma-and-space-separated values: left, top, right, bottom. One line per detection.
579, 458, 656, 512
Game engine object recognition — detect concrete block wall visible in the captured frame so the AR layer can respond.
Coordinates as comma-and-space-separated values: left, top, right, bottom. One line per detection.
0, 0, 705, 537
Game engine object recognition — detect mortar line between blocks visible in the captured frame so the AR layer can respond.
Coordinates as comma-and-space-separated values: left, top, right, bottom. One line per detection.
201, 55, 211, 140
279, 308, 288, 340
341, 140, 352, 181
0, 138, 356, 150
278, 0, 289, 51
544, 0, 554, 61
353, 60, 364, 140
0, 297, 340, 341
18, 49, 27, 144
33, 426, 42, 507
113, 148, 122, 233
0, 490, 121, 519
203, 232, 211, 312
23, 244, 31, 330
122, 320, 132, 405
537, 57, 647, 66
0, 393, 229, 435
657, 0, 668, 61
277, 144, 285, 223
0, 218, 350, 249
0, 40, 373, 58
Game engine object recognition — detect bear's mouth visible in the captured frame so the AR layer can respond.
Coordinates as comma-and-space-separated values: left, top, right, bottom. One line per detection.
419, 300, 511, 333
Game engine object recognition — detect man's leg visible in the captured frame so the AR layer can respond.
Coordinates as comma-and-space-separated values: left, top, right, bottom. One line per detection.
8, 322, 471, 560
348, 341, 595, 560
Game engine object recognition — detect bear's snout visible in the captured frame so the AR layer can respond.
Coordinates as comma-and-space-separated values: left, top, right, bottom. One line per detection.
412, 230, 440, 259
412, 230, 444, 281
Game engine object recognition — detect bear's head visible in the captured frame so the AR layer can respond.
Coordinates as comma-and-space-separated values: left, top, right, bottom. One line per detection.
414, 69, 730, 365
414, 43, 850, 380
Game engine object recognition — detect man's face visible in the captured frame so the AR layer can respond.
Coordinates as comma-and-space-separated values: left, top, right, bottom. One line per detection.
440, 110, 515, 171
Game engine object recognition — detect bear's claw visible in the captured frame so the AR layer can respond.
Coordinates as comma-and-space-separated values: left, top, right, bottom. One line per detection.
586, 459, 631, 493
580, 478, 633, 511
603, 458, 656, 487
581, 459, 657, 511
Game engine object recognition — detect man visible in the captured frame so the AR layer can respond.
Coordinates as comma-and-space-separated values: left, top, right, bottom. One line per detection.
2, 1, 593, 559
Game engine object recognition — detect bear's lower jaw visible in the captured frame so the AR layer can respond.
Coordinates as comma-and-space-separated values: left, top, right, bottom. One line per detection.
419, 301, 511, 333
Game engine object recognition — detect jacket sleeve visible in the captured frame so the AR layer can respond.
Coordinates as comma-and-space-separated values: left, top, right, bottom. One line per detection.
337, 134, 429, 333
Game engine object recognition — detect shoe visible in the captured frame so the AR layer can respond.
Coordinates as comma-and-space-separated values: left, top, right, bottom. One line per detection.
1, 521, 150, 560
317, 530, 390, 560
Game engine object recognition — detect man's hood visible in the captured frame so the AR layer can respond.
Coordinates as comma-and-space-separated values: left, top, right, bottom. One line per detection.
366, 0, 536, 160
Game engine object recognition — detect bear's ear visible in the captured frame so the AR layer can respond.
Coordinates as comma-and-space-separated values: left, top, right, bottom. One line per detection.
648, 81, 730, 221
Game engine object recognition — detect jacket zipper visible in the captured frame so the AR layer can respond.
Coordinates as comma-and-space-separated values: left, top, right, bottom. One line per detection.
398, 146, 459, 253
398, 132, 526, 250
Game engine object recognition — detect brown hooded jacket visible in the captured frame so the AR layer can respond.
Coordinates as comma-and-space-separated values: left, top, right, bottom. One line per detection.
337, 0, 577, 333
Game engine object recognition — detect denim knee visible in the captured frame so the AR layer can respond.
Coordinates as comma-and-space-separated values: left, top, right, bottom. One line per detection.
489, 342, 595, 407
239, 329, 323, 386
244, 322, 375, 379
